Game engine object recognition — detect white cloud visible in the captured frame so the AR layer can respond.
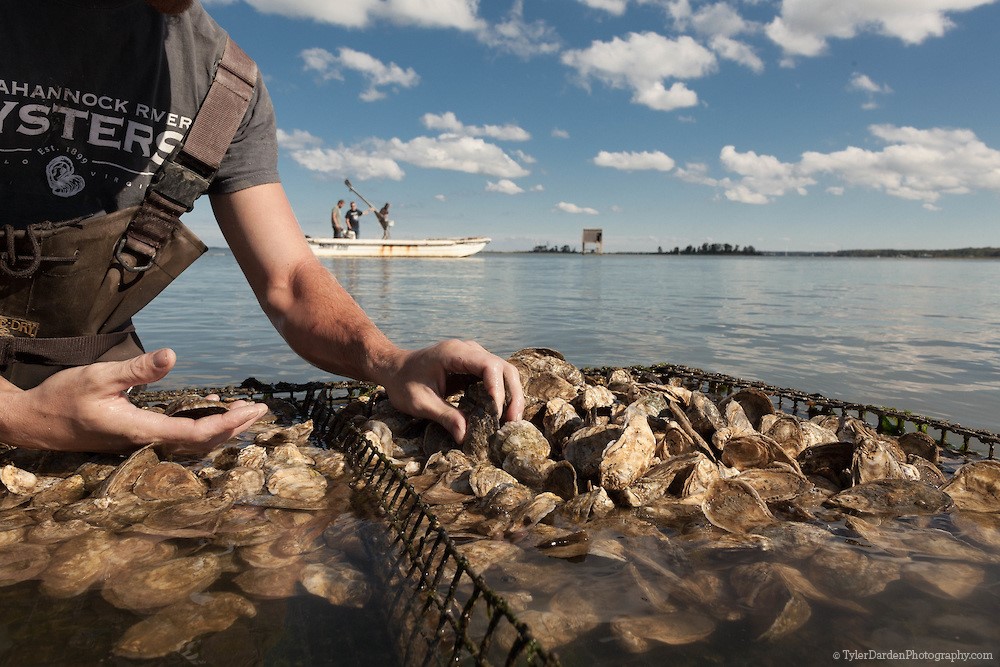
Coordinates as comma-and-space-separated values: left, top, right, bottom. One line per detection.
551, 128, 570, 139
709, 36, 764, 73
577, 0, 629, 15
375, 135, 530, 178
239, 0, 484, 31
556, 201, 600, 215
486, 179, 525, 194
719, 145, 816, 203
286, 145, 406, 181
848, 73, 891, 95
801, 125, 1000, 206
593, 150, 676, 172
301, 47, 419, 101
478, 0, 562, 58
281, 129, 530, 181
435, 194, 447, 201
561, 32, 716, 111
421, 112, 531, 142
766, 0, 995, 59
276, 128, 324, 150
691, 125, 1000, 209
848, 72, 893, 109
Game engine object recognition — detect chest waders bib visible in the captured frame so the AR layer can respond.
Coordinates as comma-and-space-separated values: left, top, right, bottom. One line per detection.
0, 38, 257, 389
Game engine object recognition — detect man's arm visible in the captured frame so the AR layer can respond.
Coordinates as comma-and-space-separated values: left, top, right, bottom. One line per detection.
210, 183, 524, 441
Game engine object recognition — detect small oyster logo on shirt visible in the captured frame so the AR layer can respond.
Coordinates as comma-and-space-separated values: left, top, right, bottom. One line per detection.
45, 155, 85, 197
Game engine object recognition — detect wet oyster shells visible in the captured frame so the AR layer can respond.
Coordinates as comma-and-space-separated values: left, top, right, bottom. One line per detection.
103, 553, 223, 612
114, 592, 257, 659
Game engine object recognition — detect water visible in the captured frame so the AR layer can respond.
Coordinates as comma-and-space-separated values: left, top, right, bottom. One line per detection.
136, 250, 1000, 435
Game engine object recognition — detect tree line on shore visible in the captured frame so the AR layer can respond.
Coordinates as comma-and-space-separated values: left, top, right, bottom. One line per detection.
530, 242, 758, 254
528, 244, 999, 258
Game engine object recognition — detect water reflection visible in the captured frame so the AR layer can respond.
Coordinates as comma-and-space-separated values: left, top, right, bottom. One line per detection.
135, 252, 1000, 433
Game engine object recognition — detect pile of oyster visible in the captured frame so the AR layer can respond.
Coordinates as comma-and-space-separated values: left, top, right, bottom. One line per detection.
0, 396, 372, 660
342, 348, 1000, 659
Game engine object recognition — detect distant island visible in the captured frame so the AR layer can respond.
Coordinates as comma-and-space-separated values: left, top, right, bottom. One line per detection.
527, 244, 1000, 258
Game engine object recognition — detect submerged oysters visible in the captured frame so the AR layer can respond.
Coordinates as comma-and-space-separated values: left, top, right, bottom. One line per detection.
0, 397, 371, 661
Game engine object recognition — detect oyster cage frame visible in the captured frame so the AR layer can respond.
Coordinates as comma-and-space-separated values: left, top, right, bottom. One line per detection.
133, 366, 999, 667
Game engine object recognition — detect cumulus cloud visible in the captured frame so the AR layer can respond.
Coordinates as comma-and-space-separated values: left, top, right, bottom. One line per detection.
561, 32, 716, 111
421, 112, 531, 142
552, 128, 570, 139
486, 179, 525, 194
280, 127, 530, 181
233, 0, 484, 31
593, 150, 676, 172
766, 0, 995, 60
556, 201, 600, 215
301, 47, 419, 101
691, 125, 1000, 209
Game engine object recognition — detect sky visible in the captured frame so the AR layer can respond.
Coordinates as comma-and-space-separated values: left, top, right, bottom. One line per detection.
186, 0, 1000, 253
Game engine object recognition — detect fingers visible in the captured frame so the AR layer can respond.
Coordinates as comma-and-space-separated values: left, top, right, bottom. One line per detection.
102, 348, 176, 394
146, 402, 270, 456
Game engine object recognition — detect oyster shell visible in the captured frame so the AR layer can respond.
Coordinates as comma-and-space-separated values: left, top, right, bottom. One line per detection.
825, 479, 953, 516
940, 460, 1000, 512
163, 394, 230, 419
266, 466, 328, 503
133, 462, 207, 501
113, 592, 256, 660
103, 553, 223, 612
701, 478, 776, 534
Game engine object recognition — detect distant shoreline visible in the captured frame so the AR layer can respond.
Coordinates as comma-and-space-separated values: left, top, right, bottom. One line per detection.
494, 247, 1000, 258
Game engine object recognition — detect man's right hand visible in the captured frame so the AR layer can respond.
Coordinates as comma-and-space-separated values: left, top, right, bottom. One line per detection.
0, 349, 268, 456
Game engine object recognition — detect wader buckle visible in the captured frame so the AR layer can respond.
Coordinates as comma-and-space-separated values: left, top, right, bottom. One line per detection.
113, 235, 155, 273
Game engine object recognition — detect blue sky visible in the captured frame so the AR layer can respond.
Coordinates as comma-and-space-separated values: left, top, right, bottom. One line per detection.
188, 0, 1000, 252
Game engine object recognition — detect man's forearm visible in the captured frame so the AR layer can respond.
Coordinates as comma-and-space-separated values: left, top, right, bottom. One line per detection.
264, 259, 401, 383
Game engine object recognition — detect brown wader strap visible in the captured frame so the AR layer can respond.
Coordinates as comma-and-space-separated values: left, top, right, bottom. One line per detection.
117, 37, 258, 272
0, 330, 132, 368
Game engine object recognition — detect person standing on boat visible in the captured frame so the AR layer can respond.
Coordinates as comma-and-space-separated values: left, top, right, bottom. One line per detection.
344, 201, 368, 239
331, 199, 346, 238
0, 0, 524, 455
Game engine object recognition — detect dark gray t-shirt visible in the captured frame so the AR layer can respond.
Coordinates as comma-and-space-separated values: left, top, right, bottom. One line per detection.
0, 0, 279, 228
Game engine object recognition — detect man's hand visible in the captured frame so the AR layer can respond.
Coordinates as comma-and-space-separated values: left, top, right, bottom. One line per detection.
375, 339, 525, 443
0, 349, 268, 456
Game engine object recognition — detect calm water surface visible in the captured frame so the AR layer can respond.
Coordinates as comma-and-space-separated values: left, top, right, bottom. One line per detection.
135, 251, 1000, 434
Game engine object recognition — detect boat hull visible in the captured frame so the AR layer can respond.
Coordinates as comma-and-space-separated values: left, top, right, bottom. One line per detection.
307, 237, 490, 258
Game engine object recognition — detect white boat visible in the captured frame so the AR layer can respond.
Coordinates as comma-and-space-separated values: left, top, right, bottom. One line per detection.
307, 236, 490, 258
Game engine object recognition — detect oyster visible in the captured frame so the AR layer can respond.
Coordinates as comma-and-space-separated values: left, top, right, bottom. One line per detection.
103, 553, 223, 612
940, 460, 1000, 512
611, 611, 716, 651
825, 479, 953, 516
0, 543, 50, 587
702, 477, 776, 534
300, 562, 371, 607
163, 394, 230, 419
113, 592, 257, 660
599, 412, 656, 492
266, 466, 328, 503
133, 462, 207, 501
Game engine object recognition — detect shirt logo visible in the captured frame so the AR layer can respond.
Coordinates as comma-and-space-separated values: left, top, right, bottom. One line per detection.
46, 155, 86, 198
